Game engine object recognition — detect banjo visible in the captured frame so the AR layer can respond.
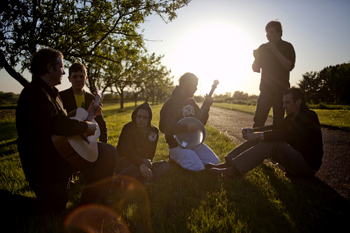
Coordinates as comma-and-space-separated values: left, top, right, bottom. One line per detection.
174, 80, 219, 149
52, 91, 101, 169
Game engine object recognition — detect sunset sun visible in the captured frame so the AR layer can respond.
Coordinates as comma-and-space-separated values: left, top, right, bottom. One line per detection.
171, 23, 254, 95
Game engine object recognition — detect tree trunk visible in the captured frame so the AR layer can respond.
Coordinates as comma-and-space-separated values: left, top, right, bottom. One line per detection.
120, 90, 124, 109
0, 50, 29, 88
134, 93, 138, 108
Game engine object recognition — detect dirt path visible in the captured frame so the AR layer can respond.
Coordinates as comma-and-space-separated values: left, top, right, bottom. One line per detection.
207, 106, 350, 201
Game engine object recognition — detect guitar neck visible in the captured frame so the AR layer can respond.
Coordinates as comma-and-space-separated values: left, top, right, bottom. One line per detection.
195, 81, 218, 120
86, 94, 101, 122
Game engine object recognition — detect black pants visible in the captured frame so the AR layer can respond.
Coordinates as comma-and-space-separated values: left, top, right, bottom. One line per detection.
253, 90, 285, 127
30, 142, 117, 214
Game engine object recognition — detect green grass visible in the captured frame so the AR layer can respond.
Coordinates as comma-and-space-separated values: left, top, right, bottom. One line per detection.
0, 102, 349, 232
213, 102, 350, 131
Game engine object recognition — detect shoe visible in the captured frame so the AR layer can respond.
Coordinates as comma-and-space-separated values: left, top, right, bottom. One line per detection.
206, 162, 231, 169
210, 167, 240, 178
110, 177, 126, 193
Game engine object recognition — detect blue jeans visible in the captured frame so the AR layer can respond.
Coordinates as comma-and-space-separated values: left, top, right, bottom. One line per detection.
225, 140, 315, 177
169, 144, 220, 171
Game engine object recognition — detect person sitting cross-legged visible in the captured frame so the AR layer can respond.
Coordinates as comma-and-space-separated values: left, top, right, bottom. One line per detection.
113, 102, 170, 187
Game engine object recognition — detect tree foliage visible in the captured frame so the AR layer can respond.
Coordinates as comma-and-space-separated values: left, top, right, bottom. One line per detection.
298, 63, 350, 104
0, 0, 191, 89
233, 90, 249, 101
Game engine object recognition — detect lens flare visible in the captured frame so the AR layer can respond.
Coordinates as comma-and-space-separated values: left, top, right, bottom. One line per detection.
64, 203, 130, 233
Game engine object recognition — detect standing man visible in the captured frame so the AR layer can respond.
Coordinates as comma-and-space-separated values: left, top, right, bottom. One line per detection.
16, 47, 117, 215
114, 102, 170, 184
159, 72, 220, 171
209, 88, 323, 178
252, 20, 296, 127
60, 62, 108, 143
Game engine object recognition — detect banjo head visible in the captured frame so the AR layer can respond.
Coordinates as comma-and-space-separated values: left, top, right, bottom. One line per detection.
174, 117, 206, 149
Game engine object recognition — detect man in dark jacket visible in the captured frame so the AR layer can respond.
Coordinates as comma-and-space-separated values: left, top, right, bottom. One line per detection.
252, 20, 296, 127
60, 62, 108, 143
159, 72, 220, 171
114, 102, 169, 183
16, 48, 117, 214
209, 88, 323, 178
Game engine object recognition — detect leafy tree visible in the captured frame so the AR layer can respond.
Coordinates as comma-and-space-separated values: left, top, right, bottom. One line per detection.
233, 90, 248, 101
298, 63, 350, 104
0, 0, 191, 90
140, 53, 173, 104
298, 71, 321, 103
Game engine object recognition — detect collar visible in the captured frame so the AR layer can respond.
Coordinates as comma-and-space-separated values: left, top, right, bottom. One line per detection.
33, 76, 59, 98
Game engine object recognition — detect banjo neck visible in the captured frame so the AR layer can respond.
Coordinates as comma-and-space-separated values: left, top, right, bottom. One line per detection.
195, 80, 219, 120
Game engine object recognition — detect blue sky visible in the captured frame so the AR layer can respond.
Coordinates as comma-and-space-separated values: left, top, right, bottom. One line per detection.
1, 0, 349, 95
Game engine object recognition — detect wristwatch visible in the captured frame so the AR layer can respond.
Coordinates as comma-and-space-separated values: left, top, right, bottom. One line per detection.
260, 132, 264, 141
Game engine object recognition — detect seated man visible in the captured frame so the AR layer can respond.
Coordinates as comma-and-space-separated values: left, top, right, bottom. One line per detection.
159, 72, 220, 171
60, 62, 108, 143
114, 102, 170, 184
16, 47, 117, 215
210, 88, 323, 178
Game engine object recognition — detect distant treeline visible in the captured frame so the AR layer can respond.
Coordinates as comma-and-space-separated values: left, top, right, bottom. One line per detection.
0, 91, 19, 105
298, 63, 350, 104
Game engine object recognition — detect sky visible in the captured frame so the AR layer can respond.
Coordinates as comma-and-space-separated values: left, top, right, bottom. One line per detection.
1, 0, 350, 96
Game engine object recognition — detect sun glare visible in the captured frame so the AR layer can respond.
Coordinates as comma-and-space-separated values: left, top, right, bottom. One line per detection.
171, 23, 254, 96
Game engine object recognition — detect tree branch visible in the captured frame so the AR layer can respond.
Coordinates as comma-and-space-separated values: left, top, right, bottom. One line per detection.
0, 50, 29, 87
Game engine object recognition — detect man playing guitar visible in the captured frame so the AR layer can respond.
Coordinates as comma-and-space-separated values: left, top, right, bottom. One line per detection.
60, 62, 108, 143
159, 72, 220, 171
16, 47, 117, 215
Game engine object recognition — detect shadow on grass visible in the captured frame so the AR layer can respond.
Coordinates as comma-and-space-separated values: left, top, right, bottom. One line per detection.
0, 189, 39, 230
0, 138, 17, 157
258, 164, 350, 232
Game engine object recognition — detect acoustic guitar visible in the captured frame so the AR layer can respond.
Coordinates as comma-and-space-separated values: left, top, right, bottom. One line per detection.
52, 92, 101, 169
174, 80, 219, 149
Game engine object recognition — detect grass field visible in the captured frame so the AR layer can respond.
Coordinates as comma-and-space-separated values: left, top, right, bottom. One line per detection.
0, 102, 349, 232
213, 102, 350, 131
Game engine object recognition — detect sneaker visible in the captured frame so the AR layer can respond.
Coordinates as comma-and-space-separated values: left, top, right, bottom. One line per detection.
206, 162, 231, 169
210, 167, 240, 178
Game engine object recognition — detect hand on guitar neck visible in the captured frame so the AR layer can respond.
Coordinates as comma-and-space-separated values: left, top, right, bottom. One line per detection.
195, 80, 219, 120
87, 100, 103, 118
202, 94, 214, 110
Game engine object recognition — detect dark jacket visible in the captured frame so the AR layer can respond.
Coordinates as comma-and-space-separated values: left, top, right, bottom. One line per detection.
159, 86, 209, 148
254, 106, 323, 171
117, 102, 159, 167
16, 77, 88, 181
253, 39, 296, 93
59, 87, 108, 143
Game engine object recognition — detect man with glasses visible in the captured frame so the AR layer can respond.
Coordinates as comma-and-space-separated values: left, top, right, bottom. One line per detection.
16, 47, 117, 214
252, 20, 296, 127
113, 102, 169, 186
